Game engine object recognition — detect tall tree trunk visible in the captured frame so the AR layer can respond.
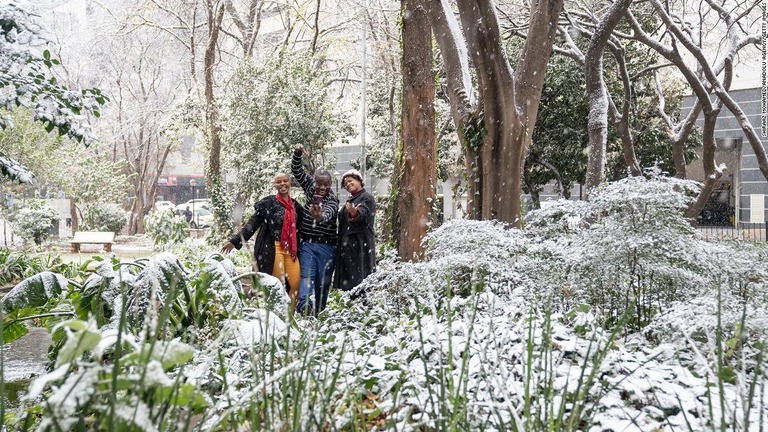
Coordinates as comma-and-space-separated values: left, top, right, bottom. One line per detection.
609, 47, 642, 177
205, 3, 224, 185
458, 0, 518, 222
583, 0, 633, 196
684, 112, 722, 220
69, 199, 79, 233
203, 3, 232, 243
462, 0, 563, 225
416, 0, 478, 218
393, 0, 435, 262
423, 0, 563, 226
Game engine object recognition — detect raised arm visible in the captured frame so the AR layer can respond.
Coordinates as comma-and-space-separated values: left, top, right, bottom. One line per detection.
291, 145, 314, 197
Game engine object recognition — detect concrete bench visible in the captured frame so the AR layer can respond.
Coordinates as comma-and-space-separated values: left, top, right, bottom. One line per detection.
71, 231, 115, 253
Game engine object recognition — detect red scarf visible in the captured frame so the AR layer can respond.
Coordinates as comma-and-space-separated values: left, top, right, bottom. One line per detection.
276, 194, 298, 259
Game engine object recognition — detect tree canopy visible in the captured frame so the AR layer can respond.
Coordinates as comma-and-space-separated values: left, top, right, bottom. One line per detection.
0, 2, 106, 183
222, 50, 352, 202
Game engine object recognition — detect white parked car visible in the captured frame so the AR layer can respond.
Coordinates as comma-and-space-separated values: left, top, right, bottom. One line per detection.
154, 200, 175, 212
174, 205, 213, 228
180, 198, 212, 211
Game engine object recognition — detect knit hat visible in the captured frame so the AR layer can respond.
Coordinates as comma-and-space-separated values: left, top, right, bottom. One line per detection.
341, 169, 364, 187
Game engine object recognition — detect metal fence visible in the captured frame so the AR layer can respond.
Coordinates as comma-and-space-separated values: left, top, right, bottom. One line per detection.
696, 223, 767, 242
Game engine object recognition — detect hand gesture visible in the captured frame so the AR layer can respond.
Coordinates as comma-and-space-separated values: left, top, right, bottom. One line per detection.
220, 242, 236, 254
310, 203, 324, 221
345, 202, 359, 218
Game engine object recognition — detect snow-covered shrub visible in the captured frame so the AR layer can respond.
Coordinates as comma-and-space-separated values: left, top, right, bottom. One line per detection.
523, 198, 592, 238
352, 219, 531, 316
82, 203, 127, 234
0, 249, 49, 285
525, 175, 715, 328
647, 294, 768, 369
144, 209, 188, 246
8, 200, 58, 245
169, 239, 215, 262
642, 240, 768, 371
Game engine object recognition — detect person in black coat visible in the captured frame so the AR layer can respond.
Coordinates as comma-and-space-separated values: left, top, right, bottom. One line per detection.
334, 169, 376, 291
221, 173, 304, 304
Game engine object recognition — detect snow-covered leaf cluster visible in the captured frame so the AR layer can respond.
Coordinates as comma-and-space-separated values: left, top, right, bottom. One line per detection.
0, 2, 106, 146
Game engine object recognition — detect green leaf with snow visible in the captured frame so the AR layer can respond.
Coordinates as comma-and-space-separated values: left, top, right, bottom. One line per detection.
54, 319, 102, 367
108, 397, 159, 432
1, 319, 29, 343
77, 261, 132, 325
126, 253, 189, 330
154, 383, 208, 410
189, 256, 243, 323
0, 271, 68, 313
123, 339, 194, 370
718, 365, 738, 385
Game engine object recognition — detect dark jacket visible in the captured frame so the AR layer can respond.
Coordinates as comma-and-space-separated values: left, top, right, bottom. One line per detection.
334, 189, 376, 291
229, 195, 304, 274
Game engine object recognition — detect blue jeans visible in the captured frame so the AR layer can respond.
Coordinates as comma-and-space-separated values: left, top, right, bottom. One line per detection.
296, 242, 336, 315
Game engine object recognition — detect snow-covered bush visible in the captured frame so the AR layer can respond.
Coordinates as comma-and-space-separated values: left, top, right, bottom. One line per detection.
352, 219, 530, 315
144, 209, 188, 246
0, 2, 106, 146
8, 200, 58, 245
564, 176, 709, 327
82, 203, 127, 234
524, 175, 724, 328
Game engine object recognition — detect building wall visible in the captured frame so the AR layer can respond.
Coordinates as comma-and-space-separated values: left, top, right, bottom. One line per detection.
682, 87, 767, 225
331, 145, 386, 201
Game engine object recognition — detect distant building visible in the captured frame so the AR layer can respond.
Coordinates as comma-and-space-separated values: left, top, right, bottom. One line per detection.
683, 87, 768, 227
331, 145, 386, 201
156, 136, 207, 205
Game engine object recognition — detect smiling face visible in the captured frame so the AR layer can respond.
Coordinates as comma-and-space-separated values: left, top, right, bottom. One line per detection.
314, 174, 332, 197
343, 175, 362, 194
274, 173, 291, 197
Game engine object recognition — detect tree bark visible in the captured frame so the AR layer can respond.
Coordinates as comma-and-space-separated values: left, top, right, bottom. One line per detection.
684, 112, 722, 220
69, 198, 79, 233
203, 3, 231, 243
583, 0, 633, 196
608, 45, 642, 178
393, 0, 435, 262
461, 0, 563, 225
417, 0, 479, 217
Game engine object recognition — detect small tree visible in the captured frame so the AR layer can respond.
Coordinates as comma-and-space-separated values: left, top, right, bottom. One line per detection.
144, 210, 188, 247
222, 50, 351, 202
8, 200, 58, 246
82, 204, 127, 234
